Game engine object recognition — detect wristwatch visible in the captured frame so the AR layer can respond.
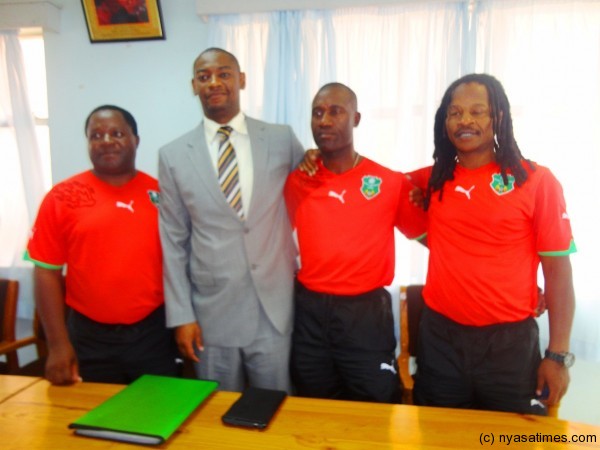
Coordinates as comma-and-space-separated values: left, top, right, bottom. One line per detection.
544, 349, 575, 368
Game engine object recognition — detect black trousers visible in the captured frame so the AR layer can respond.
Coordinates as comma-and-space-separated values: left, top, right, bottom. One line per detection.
67, 306, 179, 384
291, 282, 401, 403
414, 306, 546, 415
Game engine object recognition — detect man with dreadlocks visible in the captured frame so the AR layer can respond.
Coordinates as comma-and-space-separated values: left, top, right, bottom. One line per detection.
408, 74, 576, 414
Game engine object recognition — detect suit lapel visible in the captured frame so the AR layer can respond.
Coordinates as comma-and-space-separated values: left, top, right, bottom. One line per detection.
247, 118, 269, 223
185, 123, 238, 214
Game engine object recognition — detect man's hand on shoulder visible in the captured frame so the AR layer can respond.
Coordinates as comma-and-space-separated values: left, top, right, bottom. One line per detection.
298, 149, 320, 176
409, 186, 425, 209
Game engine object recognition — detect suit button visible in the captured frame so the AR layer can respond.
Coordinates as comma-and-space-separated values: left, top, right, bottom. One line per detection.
251, 264, 258, 270
244, 227, 250, 233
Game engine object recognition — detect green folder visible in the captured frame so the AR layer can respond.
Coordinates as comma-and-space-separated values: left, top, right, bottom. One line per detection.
69, 375, 219, 445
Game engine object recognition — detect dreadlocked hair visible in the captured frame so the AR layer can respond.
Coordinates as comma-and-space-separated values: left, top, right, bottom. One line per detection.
424, 73, 535, 211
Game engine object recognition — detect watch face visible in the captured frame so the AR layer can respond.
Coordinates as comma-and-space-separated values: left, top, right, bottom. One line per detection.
545, 350, 575, 368
563, 353, 575, 368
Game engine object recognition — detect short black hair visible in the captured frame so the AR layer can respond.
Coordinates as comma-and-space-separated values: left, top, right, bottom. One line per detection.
194, 47, 241, 73
315, 82, 358, 109
84, 105, 138, 136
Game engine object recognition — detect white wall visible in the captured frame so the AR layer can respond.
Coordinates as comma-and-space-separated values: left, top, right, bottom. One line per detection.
43, 0, 210, 183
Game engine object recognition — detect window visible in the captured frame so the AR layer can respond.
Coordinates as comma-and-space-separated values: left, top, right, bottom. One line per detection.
0, 32, 51, 268
206, 0, 600, 359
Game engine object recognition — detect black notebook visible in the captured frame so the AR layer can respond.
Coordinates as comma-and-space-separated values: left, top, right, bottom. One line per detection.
222, 387, 287, 429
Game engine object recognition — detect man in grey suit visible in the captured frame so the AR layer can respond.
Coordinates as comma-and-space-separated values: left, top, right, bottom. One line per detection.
158, 48, 304, 392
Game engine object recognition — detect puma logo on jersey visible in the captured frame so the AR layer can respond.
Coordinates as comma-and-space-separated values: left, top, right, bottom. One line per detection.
455, 185, 475, 200
380, 361, 397, 375
116, 200, 134, 213
328, 190, 347, 204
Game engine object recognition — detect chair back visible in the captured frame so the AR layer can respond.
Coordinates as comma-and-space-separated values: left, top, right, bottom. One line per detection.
13, 310, 48, 376
405, 285, 425, 356
0, 279, 20, 373
398, 284, 425, 404
0, 279, 19, 343
0, 278, 47, 375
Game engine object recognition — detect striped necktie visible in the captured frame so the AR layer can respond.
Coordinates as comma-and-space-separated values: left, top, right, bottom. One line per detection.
217, 126, 244, 219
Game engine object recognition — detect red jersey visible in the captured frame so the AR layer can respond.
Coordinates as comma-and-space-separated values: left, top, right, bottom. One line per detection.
26, 171, 164, 324
285, 157, 427, 295
408, 162, 576, 326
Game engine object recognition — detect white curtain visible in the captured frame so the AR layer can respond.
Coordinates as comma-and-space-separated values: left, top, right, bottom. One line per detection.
472, 0, 600, 360
206, 2, 466, 290
0, 31, 46, 317
205, 0, 600, 361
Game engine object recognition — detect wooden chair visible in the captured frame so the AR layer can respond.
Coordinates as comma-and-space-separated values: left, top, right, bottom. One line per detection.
398, 284, 425, 405
397, 284, 559, 417
0, 279, 21, 373
0, 279, 47, 375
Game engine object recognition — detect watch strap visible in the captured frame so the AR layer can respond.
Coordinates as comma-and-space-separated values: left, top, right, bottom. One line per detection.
544, 349, 575, 367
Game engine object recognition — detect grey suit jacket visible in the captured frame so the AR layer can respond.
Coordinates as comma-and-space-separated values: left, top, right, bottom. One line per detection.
158, 117, 304, 346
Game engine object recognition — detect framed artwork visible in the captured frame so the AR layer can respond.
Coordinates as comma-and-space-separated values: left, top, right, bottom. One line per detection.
81, 0, 165, 43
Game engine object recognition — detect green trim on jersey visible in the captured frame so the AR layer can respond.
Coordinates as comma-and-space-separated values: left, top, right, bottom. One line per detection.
23, 250, 63, 270
538, 239, 577, 257
413, 232, 427, 242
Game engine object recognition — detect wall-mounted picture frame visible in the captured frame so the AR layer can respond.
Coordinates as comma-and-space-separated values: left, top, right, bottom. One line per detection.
81, 0, 165, 43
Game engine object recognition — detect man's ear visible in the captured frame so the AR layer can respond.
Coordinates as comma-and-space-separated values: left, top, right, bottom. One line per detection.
239, 72, 246, 90
354, 112, 361, 127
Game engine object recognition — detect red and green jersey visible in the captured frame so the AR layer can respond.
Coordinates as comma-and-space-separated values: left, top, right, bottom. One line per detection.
25, 171, 164, 324
285, 157, 427, 295
408, 161, 576, 326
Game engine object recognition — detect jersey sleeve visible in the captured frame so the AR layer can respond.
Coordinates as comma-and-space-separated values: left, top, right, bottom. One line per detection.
284, 163, 327, 229
394, 173, 428, 240
533, 168, 576, 256
25, 190, 67, 269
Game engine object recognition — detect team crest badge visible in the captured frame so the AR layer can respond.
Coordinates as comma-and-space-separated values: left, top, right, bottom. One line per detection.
360, 176, 382, 200
490, 173, 515, 196
147, 190, 160, 206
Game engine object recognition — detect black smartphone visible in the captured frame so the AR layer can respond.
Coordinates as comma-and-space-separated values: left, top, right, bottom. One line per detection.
221, 387, 287, 429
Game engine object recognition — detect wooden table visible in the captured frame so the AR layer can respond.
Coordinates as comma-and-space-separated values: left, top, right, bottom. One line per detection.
1, 376, 599, 449
0, 375, 40, 403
